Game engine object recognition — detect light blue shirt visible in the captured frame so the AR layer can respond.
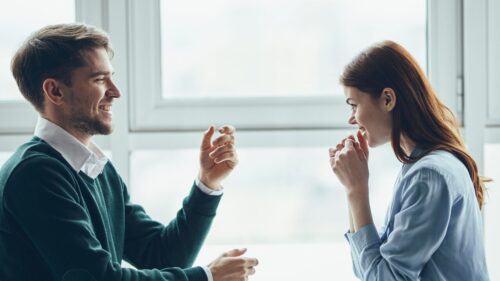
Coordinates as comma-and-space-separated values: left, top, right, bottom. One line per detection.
345, 146, 490, 281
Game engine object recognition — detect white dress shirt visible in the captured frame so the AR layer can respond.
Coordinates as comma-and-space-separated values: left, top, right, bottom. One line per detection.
34, 116, 221, 281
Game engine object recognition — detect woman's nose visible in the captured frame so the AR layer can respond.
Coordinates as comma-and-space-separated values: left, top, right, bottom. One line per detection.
348, 115, 357, 125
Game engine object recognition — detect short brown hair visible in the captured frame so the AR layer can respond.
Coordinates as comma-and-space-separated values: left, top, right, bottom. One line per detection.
11, 23, 113, 112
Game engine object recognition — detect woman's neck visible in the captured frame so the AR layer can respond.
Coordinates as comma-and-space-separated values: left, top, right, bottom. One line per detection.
401, 136, 416, 156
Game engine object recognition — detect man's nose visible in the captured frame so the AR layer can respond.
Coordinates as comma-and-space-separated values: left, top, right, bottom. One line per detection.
107, 81, 121, 98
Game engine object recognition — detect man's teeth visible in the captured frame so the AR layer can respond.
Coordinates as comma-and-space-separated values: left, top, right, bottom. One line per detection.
99, 105, 111, 111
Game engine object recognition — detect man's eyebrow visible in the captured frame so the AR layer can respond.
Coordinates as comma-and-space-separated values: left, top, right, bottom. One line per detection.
89, 71, 114, 78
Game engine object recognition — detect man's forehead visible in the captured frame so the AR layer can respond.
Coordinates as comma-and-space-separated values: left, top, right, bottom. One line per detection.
80, 48, 114, 73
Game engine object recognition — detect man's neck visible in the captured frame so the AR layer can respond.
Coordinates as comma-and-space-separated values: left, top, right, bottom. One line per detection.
40, 115, 92, 147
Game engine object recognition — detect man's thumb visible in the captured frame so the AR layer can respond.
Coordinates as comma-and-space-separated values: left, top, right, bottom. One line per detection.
222, 248, 247, 258
201, 126, 215, 150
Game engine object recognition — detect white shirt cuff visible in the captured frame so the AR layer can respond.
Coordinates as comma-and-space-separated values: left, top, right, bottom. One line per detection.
201, 266, 214, 281
195, 177, 224, 196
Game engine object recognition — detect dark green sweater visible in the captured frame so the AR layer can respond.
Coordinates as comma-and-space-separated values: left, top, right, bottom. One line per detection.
0, 137, 222, 281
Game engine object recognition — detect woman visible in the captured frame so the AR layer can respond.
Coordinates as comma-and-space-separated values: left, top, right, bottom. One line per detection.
329, 41, 490, 280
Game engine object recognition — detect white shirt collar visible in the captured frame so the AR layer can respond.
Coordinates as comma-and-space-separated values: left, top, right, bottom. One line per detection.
34, 116, 108, 179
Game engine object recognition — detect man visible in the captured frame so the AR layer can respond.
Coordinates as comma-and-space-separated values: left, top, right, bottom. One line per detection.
0, 23, 257, 281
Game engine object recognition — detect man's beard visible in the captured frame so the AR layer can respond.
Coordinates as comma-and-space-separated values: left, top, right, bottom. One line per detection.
68, 91, 113, 136
70, 111, 113, 136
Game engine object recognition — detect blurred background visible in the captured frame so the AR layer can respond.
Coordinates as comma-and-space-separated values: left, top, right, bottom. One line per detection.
0, 0, 498, 280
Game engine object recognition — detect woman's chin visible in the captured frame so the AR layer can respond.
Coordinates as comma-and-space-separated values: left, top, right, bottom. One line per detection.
367, 137, 382, 148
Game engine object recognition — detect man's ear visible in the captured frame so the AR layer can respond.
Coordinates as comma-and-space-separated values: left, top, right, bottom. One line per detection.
42, 78, 65, 105
382, 87, 396, 111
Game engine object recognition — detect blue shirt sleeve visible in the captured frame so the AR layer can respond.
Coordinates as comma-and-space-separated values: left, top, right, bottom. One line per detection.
346, 168, 452, 281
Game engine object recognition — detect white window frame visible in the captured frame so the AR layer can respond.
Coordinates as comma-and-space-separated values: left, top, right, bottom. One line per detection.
485, 0, 500, 127
127, 0, 461, 132
427, 0, 464, 123
0, 0, 105, 134
0, 0, 466, 184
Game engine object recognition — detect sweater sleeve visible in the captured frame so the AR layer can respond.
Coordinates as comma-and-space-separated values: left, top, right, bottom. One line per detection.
346, 168, 452, 281
122, 179, 222, 270
3, 156, 206, 281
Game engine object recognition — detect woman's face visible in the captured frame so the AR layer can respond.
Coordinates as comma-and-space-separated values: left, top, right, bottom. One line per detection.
344, 86, 393, 148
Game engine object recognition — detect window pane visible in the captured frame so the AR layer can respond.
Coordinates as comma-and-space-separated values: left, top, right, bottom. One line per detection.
130, 145, 401, 280
484, 144, 500, 281
0, 1, 75, 101
160, 0, 426, 98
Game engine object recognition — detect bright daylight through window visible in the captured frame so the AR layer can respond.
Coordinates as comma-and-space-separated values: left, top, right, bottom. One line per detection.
0, 0, 75, 101
160, 0, 426, 99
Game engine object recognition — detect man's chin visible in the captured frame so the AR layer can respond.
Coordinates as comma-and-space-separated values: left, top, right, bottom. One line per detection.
96, 124, 113, 135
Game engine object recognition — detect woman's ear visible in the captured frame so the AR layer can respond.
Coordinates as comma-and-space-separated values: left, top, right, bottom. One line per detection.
382, 87, 396, 111
42, 78, 65, 106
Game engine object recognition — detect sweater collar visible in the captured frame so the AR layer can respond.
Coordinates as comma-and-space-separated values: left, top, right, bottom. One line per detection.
34, 116, 108, 179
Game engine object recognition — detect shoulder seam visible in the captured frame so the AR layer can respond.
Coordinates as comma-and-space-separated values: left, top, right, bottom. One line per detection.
4, 154, 78, 193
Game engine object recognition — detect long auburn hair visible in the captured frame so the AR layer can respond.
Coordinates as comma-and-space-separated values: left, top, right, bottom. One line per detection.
340, 40, 486, 209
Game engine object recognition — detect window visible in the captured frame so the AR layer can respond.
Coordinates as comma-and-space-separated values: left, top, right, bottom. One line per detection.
128, 0, 448, 131
130, 137, 401, 280
0, 0, 75, 133
487, 0, 500, 125
484, 144, 500, 281
123, 1, 464, 280
159, 0, 426, 99
0, 0, 75, 101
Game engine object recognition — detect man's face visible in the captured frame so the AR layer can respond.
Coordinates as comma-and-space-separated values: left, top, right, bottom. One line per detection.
62, 47, 120, 136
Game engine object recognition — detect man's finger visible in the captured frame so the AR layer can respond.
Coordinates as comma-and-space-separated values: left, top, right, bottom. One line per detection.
201, 126, 215, 150
214, 151, 237, 164
245, 258, 259, 267
212, 134, 235, 147
247, 267, 256, 276
222, 248, 247, 258
209, 143, 234, 158
329, 148, 337, 157
219, 125, 236, 135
